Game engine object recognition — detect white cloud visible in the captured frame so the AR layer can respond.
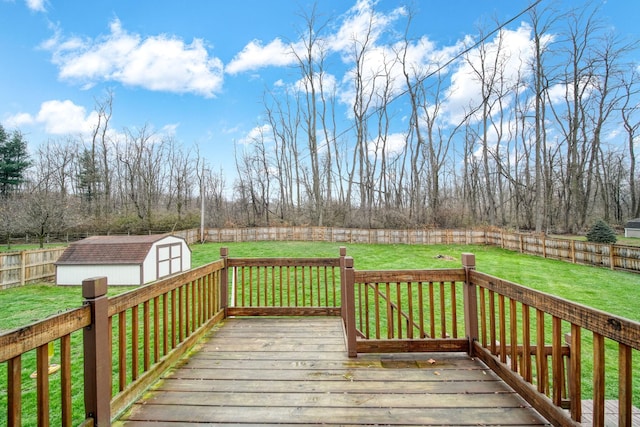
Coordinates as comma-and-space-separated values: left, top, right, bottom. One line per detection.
443, 23, 536, 125
25, 0, 45, 12
226, 38, 295, 75
6, 99, 99, 135
4, 112, 34, 128
368, 132, 406, 157
43, 19, 224, 97
238, 124, 273, 146
36, 100, 99, 135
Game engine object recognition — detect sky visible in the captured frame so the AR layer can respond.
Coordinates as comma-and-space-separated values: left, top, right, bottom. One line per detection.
1, 0, 639, 177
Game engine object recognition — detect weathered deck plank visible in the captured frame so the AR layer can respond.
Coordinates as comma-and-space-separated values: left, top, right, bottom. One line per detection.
115, 317, 551, 426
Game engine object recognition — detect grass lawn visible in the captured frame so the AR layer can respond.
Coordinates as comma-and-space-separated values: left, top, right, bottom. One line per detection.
0, 243, 68, 252
192, 241, 640, 321
1, 241, 639, 424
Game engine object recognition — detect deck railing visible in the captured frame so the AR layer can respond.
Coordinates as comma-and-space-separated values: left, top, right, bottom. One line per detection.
0, 260, 225, 427
2, 248, 639, 427
466, 258, 640, 427
225, 248, 342, 317
341, 252, 640, 427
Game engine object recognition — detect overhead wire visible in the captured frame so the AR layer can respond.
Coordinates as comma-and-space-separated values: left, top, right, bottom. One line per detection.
288, 0, 544, 159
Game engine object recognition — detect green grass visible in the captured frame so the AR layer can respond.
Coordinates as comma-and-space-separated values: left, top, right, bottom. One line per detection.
193, 242, 640, 321
1, 241, 639, 425
0, 243, 68, 253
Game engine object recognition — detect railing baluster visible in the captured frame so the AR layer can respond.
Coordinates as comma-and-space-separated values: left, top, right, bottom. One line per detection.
451, 281, 457, 338
498, 294, 506, 363
191, 279, 197, 331
118, 312, 126, 391
184, 282, 190, 338
36, 344, 50, 427
170, 289, 176, 349
301, 266, 306, 306
489, 290, 496, 355
569, 325, 582, 422
619, 342, 632, 427
396, 282, 403, 339
143, 301, 150, 371
510, 299, 518, 372
131, 305, 139, 381
593, 332, 605, 427
418, 282, 425, 338
60, 334, 72, 427
552, 316, 562, 406
286, 266, 291, 306
363, 283, 370, 338
479, 287, 487, 347
371, 283, 378, 339
439, 281, 447, 338
407, 281, 414, 339
178, 286, 184, 343
429, 282, 436, 338
309, 266, 314, 306
8, 355, 21, 426
536, 309, 548, 395
154, 296, 160, 363
521, 305, 531, 382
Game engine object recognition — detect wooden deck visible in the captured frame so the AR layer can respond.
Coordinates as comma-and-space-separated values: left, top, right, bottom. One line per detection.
115, 317, 551, 426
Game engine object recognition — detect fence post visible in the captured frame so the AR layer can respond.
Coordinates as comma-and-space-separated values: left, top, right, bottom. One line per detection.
462, 253, 478, 356
339, 247, 347, 320
342, 256, 357, 357
20, 251, 26, 286
220, 247, 229, 314
82, 277, 111, 426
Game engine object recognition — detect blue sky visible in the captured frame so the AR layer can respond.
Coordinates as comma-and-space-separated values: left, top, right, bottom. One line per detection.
1, 0, 639, 174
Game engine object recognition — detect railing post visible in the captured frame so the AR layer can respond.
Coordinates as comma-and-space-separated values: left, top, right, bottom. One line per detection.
339, 247, 347, 321
82, 277, 111, 426
220, 247, 229, 315
462, 253, 478, 356
343, 256, 357, 358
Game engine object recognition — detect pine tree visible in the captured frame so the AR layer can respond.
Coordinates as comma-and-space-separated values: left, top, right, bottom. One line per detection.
0, 125, 31, 198
586, 219, 617, 244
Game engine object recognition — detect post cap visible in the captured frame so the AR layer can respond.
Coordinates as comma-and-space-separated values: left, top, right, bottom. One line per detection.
461, 253, 476, 268
82, 277, 108, 298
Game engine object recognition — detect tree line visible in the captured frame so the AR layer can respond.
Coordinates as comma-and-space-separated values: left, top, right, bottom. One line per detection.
236, 2, 640, 233
1, 2, 639, 245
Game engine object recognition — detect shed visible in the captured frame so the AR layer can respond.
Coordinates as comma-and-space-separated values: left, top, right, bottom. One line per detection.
55, 234, 191, 285
625, 218, 640, 238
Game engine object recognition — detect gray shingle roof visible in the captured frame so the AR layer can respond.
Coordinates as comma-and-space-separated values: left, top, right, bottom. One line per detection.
55, 234, 171, 265
625, 218, 640, 229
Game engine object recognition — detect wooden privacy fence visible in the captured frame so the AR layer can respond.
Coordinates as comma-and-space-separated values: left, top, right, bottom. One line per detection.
0, 248, 66, 290
194, 226, 640, 273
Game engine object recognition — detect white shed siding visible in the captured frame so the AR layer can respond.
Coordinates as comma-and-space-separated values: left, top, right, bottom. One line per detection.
625, 228, 640, 238
56, 264, 141, 286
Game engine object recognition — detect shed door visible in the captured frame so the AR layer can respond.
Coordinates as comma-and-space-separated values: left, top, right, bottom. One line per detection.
157, 243, 183, 279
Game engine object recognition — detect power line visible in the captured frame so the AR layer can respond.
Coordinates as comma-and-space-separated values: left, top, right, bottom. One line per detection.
291, 0, 543, 159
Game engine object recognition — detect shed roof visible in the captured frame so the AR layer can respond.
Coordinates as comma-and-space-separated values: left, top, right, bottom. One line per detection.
626, 218, 640, 229
56, 234, 181, 265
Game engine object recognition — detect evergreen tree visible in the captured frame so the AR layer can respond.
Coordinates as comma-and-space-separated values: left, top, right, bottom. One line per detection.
0, 125, 31, 198
586, 219, 617, 244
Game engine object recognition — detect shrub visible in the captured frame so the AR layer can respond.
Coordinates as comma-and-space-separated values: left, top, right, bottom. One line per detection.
586, 219, 617, 244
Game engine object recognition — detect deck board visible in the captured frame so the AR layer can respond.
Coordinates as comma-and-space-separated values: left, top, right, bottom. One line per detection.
115, 317, 551, 426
